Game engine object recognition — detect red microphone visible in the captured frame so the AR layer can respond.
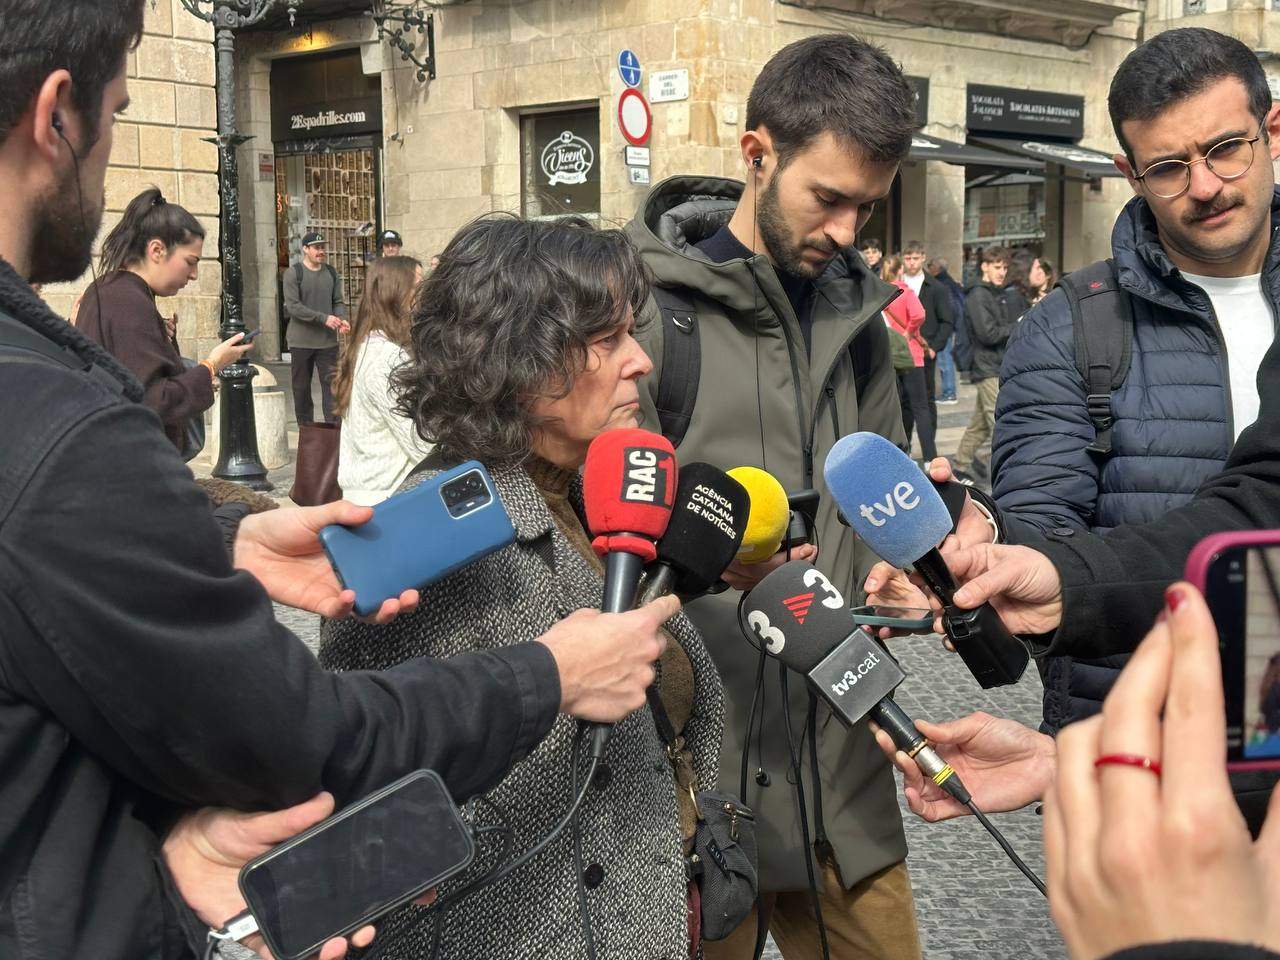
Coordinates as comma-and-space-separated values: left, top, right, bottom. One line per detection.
582, 428, 678, 613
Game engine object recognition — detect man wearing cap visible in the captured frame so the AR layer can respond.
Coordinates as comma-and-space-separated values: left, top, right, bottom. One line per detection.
283, 232, 348, 424
379, 229, 403, 256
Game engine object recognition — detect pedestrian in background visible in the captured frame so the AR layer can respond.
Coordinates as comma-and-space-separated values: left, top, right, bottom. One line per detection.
927, 255, 964, 403
283, 231, 348, 424
378, 229, 403, 257
882, 254, 937, 462
77, 187, 251, 455
1026, 256, 1057, 305
858, 236, 883, 272
900, 240, 953, 434
953, 245, 1015, 486
333, 255, 434, 505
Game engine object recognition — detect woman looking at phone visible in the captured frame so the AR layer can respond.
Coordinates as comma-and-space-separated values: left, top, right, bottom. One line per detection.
319, 214, 723, 960
332, 255, 433, 505
77, 187, 251, 455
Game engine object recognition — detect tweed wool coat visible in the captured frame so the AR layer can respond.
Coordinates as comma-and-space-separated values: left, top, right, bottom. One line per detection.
319, 459, 725, 960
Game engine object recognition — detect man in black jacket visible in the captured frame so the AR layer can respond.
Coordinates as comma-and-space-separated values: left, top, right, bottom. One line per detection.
953, 245, 1015, 485
0, 4, 677, 956
901, 240, 953, 443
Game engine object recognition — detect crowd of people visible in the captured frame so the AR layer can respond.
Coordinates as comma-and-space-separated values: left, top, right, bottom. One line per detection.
3, 2, 1280, 959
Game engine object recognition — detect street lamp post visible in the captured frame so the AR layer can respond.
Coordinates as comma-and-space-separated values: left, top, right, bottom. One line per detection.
179, 0, 301, 490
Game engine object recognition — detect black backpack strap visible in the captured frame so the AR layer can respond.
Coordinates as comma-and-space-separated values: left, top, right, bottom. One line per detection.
651, 286, 701, 448
1058, 258, 1132, 457
293, 260, 304, 289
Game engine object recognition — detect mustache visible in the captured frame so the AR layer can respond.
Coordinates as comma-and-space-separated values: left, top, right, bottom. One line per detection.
1183, 193, 1242, 225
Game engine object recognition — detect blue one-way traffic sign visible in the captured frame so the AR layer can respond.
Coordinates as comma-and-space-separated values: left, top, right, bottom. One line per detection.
617, 49, 641, 88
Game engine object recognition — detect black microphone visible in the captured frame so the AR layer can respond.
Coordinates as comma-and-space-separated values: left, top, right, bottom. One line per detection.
741, 559, 970, 803
636, 462, 750, 605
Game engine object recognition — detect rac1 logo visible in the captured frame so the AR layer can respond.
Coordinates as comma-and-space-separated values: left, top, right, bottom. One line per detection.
620, 447, 671, 505
830, 651, 882, 697
857, 482, 920, 528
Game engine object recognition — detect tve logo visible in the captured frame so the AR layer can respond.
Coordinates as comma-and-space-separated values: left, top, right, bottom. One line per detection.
857, 482, 920, 528
620, 446, 671, 504
830, 650, 883, 697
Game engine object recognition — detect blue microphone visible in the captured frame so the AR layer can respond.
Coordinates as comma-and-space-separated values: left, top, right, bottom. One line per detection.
823, 433, 1029, 689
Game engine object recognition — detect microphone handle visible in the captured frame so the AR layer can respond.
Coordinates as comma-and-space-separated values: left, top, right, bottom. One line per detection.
914, 550, 1029, 689
636, 563, 677, 608
911, 548, 957, 606
602, 549, 646, 613
869, 698, 971, 805
590, 547, 650, 760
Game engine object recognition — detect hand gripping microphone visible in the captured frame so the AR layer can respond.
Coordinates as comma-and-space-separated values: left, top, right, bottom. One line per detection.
740, 559, 969, 802
581, 428, 678, 758
636, 462, 749, 606
726, 466, 790, 563
823, 433, 1029, 689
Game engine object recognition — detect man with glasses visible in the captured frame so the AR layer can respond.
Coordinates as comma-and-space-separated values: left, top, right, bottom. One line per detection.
986, 26, 1278, 735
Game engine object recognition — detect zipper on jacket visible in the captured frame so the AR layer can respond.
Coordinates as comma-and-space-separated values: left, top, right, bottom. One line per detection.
751, 260, 816, 486
825, 385, 840, 441
809, 284, 900, 449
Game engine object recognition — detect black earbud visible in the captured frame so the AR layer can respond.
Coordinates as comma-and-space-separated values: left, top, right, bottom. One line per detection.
751, 156, 762, 168
52, 113, 64, 133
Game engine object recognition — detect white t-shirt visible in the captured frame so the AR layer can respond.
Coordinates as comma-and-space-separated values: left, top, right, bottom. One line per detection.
1180, 271, 1272, 439
903, 270, 925, 298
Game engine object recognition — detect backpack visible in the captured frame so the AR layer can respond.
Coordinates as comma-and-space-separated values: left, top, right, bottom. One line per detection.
649, 286, 879, 448
1056, 258, 1133, 458
290, 260, 341, 317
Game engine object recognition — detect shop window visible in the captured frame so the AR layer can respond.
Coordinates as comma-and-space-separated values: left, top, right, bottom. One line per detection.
521, 107, 601, 220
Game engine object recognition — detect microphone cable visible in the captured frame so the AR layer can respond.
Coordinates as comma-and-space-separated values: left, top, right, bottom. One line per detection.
902, 745, 1047, 898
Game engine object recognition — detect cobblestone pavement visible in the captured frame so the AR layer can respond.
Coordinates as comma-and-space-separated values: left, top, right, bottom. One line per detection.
271, 602, 1061, 960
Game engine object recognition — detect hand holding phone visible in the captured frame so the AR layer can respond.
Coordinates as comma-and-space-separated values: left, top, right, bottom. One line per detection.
164, 793, 378, 960
238, 771, 473, 960
241, 327, 262, 345
319, 462, 515, 618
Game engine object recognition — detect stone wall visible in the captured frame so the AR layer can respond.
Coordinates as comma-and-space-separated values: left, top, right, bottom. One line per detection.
42, 1, 222, 362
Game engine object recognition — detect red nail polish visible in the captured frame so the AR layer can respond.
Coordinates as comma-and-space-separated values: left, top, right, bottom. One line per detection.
1165, 587, 1184, 613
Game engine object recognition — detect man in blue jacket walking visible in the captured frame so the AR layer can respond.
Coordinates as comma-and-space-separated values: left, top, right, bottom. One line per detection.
992, 26, 1278, 733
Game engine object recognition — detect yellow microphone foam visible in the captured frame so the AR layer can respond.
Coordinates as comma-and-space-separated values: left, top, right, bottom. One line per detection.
727, 466, 789, 563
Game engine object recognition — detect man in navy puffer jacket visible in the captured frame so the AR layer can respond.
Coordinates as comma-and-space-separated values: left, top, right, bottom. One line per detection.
992, 27, 1278, 734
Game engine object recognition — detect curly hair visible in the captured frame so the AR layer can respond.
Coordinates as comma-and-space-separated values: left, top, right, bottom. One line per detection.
393, 214, 652, 467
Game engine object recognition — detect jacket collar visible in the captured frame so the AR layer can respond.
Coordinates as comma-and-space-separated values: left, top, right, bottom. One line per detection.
0, 257, 142, 401
1111, 186, 1280, 316
626, 175, 896, 323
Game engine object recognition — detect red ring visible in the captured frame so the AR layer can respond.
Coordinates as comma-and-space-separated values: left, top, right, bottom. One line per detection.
1094, 753, 1162, 776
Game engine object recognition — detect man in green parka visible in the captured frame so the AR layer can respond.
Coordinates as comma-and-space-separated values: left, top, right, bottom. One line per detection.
626, 34, 922, 960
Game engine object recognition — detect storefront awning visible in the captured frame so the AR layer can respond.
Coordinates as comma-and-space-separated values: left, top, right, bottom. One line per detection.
971, 137, 1123, 178
909, 133, 1041, 169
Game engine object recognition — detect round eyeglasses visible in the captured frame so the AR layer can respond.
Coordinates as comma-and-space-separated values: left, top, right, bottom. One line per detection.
1134, 121, 1266, 199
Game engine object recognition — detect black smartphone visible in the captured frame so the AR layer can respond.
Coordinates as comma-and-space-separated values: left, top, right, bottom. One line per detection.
240, 328, 262, 344
238, 770, 475, 960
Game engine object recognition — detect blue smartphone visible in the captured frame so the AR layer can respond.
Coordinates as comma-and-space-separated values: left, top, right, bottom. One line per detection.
318, 461, 515, 617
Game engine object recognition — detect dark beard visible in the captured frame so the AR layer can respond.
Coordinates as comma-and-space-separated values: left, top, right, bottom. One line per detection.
28, 165, 101, 285
756, 175, 834, 280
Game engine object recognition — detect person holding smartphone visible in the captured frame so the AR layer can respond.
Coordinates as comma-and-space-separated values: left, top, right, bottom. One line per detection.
0, 12, 686, 958
77, 187, 252, 456
875, 584, 1280, 960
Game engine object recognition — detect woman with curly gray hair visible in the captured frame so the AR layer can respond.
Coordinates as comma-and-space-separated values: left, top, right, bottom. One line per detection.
319, 214, 724, 960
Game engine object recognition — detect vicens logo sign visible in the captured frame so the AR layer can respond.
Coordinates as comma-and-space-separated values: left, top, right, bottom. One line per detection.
830, 650, 883, 697
620, 447, 670, 504
857, 481, 920, 528
541, 131, 594, 187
